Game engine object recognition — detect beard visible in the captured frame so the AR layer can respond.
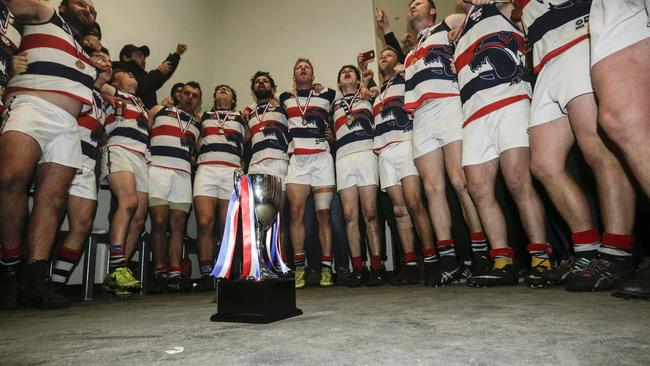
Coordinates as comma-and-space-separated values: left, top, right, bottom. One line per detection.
254, 88, 273, 100
62, 10, 93, 37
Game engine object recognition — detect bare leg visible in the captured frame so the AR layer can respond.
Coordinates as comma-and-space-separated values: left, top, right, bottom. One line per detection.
465, 159, 507, 248
286, 183, 311, 257
442, 141, 484, 233
61, 195, 97, 252
194, 196, 218, 264
385, 185, 416, 254
340, 186, 361, 258
415, 149, 453, 241
168, 209, 188, 269
124, 192, 148, 261
149, 205, 169, 270
313, 187, 334, 259
400, 175, 435, 250
358, 185, 382, 257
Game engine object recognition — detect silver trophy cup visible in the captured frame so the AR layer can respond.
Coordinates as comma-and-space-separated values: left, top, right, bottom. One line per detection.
235, 171, 282, 280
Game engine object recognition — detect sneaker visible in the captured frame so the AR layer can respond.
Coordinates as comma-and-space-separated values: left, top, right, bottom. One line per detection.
110, 267, 141, 289
391, 265, 420, 286
565, 258, 633, 292
294, 266, 306, 289
467, 264, 519, 287
194, 274, 215, 292
545, 256, 592, 285
306, 267, 321, 287
428, 257, 462, 287
524, 263, 556, 288
0, 265, 19, 310
166, 276, 184, 293
335, 267, 351, 286
458, 264, 472, 284
345, 269, 363, 287
150, 272, 167, 294
471, 254, 492, 277
19, 261, 71, 309
366, 267, 386, 287
320, 267, 334, 287
612, 265, 650, 299
423, 261, 440, 287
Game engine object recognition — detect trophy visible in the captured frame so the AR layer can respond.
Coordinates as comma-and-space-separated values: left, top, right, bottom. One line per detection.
210, 172, 302, 324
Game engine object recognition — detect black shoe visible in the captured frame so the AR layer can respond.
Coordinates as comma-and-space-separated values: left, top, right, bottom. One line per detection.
423, 261, 440, 287
306, 267, 321, 287
366, 267, 386, 287
18, 261, 70, 309
471, 254, 492, 277
524, 263, 556, 288
166, 276, 184, 293
612, 265, 650, 299
150, 273, 167, 294
194, 274, 215, 292
467, 264, 519, 287
458, 264, 472, 284
335, 267, 351, 286
0, 264, 19, 310
545, 256, 593, 285
565, 258, 633, 292
346, 269, 364, 287
391, 265, 420, 286
427, 257, 462, 287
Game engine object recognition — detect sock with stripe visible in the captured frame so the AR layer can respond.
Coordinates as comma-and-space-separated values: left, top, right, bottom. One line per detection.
527, 243, 552, 269
370, 255, 383, 270
437, 240, 456, 258
321, 256, 333, 269
199, 260, 213, 277
168, 265, 181, 279
52, 247, 82, 285
109, 245, 126, 273
404, 251, 418, 267
470, 232, 489, 256
599, 232, 634, 264
351, 256, 363, 271
572, 228, 601, 259
154, 265, 168, 277
423, 248, 437, 264
293, 253, 305, 268
0, 247, 22, 269
490, 247, 514, 269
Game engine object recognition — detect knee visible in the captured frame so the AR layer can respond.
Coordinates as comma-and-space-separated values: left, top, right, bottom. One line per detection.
529, 157, 559, 184
0, 171, 25, 194
405, 197, 425, 217
289, 205, 304, 221
503, 172, 530, 198
447, 169, 469, 196
363, 208, 377, 224
151, 214, 167, 231
599, 107, 647, 144
119, 196, 139, 216
315, 210, 331, 225
467, 179, 492, 205
342, 206, 358, 224
197, 214, 214, 232
422, 178, 445, 199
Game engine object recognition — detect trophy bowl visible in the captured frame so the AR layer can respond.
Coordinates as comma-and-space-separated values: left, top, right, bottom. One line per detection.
249, 174, 282, 231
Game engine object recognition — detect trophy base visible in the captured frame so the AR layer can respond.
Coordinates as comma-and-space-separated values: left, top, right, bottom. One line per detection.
210, 277, 302, 324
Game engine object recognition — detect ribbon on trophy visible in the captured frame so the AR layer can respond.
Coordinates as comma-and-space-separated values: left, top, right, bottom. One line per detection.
211, 185, 241, 279
239, 175, 260, 278
267, 213, 290, 273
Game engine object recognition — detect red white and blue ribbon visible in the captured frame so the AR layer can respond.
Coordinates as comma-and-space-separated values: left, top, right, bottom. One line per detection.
270, 213, 290, 273
240, 175, 260, 278
211, 186, 240, 279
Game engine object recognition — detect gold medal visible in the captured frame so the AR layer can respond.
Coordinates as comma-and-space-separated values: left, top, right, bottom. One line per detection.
76, 59, 85, 69
346, 114, 355, 126
410, 57, 417, 67
260, 125, 265, 131
219, 128, 225, 134
179, 135, 189, 146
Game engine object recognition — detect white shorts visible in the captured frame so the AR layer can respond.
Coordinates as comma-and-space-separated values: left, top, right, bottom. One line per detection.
248, 158, 289, 190
149, 165, 192, 204
412, 97, 463, 158
590, 0, 650, 65
462, 100, 530, 166
100, 145, 149, 193
193, 164, 237, 200
530, 39, 593, 128
68, 158, 97, 200
378, 141, 419, 190
336, 150, 379, 191
1, 94, 81, 169
285, 152, 335, 188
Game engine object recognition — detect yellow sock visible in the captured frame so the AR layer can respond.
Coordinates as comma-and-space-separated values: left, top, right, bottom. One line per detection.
531, 257, 551, 269
494, 257, 513, 269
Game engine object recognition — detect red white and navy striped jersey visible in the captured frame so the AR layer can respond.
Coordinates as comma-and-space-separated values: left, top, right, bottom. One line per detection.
372, 73, 413, 152
6, 10, 95, 107
453, 4, 531, 127
0, 5, 22, 88
197, 109, 245, 168
150, 107, 200, 174
516, 0, 591, 73
104, 89, 149, 155
279, 88, 336, 155
243, 101, 289, 165
332, 93, 374, 159
76, 88, 105, 166
404, 21, 460, 111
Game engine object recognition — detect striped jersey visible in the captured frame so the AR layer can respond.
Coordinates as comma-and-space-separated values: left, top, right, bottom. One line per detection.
197, 109, 245, 168
404, 20, 460, 111
243, 100, 289, 165
0, 5, 21, 88
372, 73, 412, 152
150, 107, 200, 174
517, 0, 591, 73
279, 88, 335, 155
332, 93, 374, 159
7, 10, 95, 107
104, 89, 149, 155
454, 4, 531, 127
76, 89, 105, 167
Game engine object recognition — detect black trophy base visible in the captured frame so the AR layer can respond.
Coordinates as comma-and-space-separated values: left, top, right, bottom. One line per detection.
210, 277, 302, 324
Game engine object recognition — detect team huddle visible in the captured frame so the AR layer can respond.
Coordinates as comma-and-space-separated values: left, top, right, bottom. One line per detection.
0, 0, 649, 310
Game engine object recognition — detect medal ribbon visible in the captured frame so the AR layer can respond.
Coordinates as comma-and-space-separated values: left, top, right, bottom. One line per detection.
294, 90, 313, 125
341, 91, 360, 119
